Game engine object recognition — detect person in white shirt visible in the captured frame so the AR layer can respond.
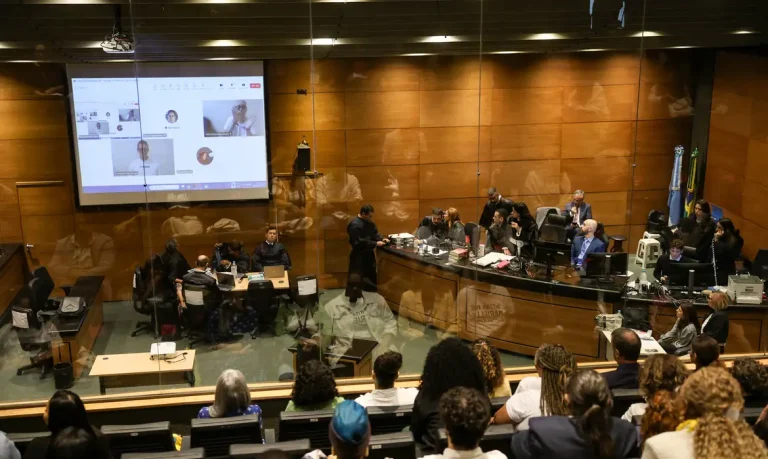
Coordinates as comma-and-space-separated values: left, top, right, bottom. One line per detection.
420, 387, 507, 459
354, 351, 418, 408
223, 100, 257, 136
128, 140, 159, 176
492, 344, 576, 430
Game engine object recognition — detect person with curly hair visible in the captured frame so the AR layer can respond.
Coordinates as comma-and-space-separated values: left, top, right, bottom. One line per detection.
642, 366, 768, 459
511, 369, 639, 458
354, 351, 418, 408
285, 360, 344, 412
471, 339, 511, 398
492, 344, 576, 429
640, 390, 683, 446
621, 354, 689, 422
411, 338, 487, 454
420, 387, 506, 459
731, 358, 768, 401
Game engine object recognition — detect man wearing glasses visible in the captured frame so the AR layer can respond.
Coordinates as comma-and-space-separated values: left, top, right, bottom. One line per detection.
223, 100, 257, 136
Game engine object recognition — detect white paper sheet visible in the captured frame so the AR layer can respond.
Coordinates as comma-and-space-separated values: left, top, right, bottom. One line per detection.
184, 289, 204, 306
473, 252, 513, 267
298, 278, 317, 296
12, 310, 29, 329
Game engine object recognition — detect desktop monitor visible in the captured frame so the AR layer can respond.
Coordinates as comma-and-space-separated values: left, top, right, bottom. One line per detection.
585, 252, 629, 277
101, 422, 175, 458
190, 414, 262, 458
751, 249, 768, 280
230, 439, 312, 459
667, 262, 716, 289
122, 449, 204, 459
366, 405, 413, 435
533, 241, 571, 267
367, 432, 416, 459
278, 409, 335, 451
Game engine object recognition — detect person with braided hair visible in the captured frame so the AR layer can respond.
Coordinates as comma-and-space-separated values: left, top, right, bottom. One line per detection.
471, 339, 511, 398
492, 344, 576, 429
511, 369, 639, 458
642, 366, 768, 459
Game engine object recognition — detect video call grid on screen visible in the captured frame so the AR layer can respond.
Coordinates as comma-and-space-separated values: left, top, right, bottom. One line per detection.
67, 62, 269, 206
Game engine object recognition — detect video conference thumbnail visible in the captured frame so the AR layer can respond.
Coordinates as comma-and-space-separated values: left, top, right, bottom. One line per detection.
119, 109, 141, 122
202, 99, 264, 137
111, 138, 175, 177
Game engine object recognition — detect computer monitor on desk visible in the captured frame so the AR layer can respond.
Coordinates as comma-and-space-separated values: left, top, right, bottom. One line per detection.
533, 240, 571, 278
585, 252, 629, 278
667, 262, 716, 294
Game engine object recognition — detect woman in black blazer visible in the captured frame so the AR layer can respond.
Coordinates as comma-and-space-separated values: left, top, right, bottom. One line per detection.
702, 291, 729, 345
509, 202, 538, 259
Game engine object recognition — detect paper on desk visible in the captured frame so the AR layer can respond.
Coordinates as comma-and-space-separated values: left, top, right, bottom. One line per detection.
474, 252, 513, 267
12, 310, 29, 329
632, 329, 654, 340
389, 233, 415, 239
298, 278, 317, 296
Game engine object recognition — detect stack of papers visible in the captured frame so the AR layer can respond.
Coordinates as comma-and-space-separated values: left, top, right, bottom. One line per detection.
473, 252, 513, 267
389, 233, 415, 239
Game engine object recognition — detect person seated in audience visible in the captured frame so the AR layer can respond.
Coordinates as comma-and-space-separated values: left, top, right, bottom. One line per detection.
0, 430, 20, 459
570, 219, 605, 271
445, 207, 465, 244
508, 202, 538, 258
653, 239, 693, 283
731, 358, 768, 402
479, 187, 514, 231
486, 209, 513, 254
603, 328, 641, 389
702, 291, 729, 346
198, 369, 262, 419
621, 354, 688, 422
411, 338, 487, 454
640, 390, 683, 447
212, 240, 250, 273
24, 390, 108, 459
708, 218, 744, 284
420, 387, 507, 459
161, 237, 191, 287
493, 344, 576, 429
46, 426, 112, 459
690, 334, 721, 370
511, 369, 639, 458
328, 401, 371, 459
471, 339, 511, 398
251, 225, 292, 272
416, 208, 448, 241
641, 367, 768, 459
658, 301, 700, 355
285, 360, 345, 412
677, 199, 716, 261
562, 190, 592, 242
355, 351, 418, 408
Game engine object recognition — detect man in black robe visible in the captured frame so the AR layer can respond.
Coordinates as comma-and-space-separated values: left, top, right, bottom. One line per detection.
479, 187, 514, 230
252, 225, 292, 271
347, 204, 389, 292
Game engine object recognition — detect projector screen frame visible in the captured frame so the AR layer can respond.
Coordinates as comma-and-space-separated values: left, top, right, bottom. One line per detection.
66, 61, 274, 208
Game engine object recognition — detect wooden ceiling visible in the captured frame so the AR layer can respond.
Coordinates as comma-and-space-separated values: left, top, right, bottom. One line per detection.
0, 0, 766, 62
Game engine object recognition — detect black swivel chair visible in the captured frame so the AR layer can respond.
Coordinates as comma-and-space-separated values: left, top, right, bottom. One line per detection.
13, 277, 55, 379
293, 275, 318, 309
132, 255, 169, 338
647, 210, 666, 233
464, 222, 480, 255
182, 283, 219, 348
246, 279, 279, 336
539, 214, 567, 243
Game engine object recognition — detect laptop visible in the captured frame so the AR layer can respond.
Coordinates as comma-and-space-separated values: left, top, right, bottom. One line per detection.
264, 265, 285, 280
216, 272, 235, 291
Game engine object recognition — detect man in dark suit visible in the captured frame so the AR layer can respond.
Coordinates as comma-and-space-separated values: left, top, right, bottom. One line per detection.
252, 225, 292, 272
348, 204, 389, 292
603, 327, 641, 389
415, 207, 448, 241
654, 238, 692, 282
570, 219, 606, 270
486, 209, 514, 254
479, 187, 514, 230
562, 190, 593, 241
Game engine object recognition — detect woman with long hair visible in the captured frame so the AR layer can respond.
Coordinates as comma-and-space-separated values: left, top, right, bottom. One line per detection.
508, 202, 538, 258
24, 390, 107, 459
640, 390, 683, 446
411, 337, 487, 454
679, 199, 716, 261
622, 354, 689, 421
711, 217, 744, 283
45, 427, 111, 459
471, 339, 511, 398
445, 207, 465, 244
658, 302, 700, 355
285, 360, 344, 412
198, 369, 261, 419
512, 369, 639, 458
642, 366, 768, 459
493, 344, 576, 428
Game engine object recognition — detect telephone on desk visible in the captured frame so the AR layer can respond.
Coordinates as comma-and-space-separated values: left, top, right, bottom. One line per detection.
57, 296, 86, 317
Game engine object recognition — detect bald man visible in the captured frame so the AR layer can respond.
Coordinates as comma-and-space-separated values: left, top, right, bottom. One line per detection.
177, 255, 218, 310
570, 218, 605, 269
223, 100, 257, 136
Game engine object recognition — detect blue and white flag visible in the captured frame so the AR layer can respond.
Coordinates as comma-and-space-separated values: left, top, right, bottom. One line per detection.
668, 145, 684, 226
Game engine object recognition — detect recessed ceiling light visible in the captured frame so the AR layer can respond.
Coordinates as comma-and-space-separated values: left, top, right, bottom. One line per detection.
668, 46, 694, 49
401, 53, 433, 56
732, 30, 756, 34
528, 33, 565, 40
7, 60, 37, 63
205, 40, 244, 47
421, 36, 460, 43
311, 38, 335, 46
0, 43, 13, 49
208, 57, 237, 61
492, 51, 526, 54
631, 31, 662, 37
579, 48, 607, 52
105, 59, 134, 63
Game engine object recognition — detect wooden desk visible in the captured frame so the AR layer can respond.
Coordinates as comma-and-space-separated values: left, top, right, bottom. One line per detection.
288, 338, 377, 378
89, 350, 196, 395
602, 329, 666, 359
231, 272, 290, 292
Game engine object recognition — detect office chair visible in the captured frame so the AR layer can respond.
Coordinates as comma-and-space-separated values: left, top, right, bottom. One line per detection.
646, 210, 666, 233
415, 225, 432, 240
539, 223, 567, 243
293, 275, 318, 309
32, 266, 71, 299
132, 266, 157, 338
13, 278, 55, 379
544, 213, 567, 227
246, 279, 279, 336
595, 222, 609, 247
182, 283, 218, 348
132, 255, 168, 338
464, 222, 480, 254
535, 207, 560, 229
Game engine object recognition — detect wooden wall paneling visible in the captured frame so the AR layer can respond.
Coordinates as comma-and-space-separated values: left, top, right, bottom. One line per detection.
746, 139, 768, 188
345, 91, 420, 130
629, 190, 669, 225
270, 130, 347, 173
488, 54, 564, 89
489, 160, 561, 197
750, 101, 768, 143
741, 180, 768, 230
419, 56, 487, 91
0, 139, 73, 179
345, 200, 419, 238
603, 225, 630, 245
0, 64, 67, 100
346, 165, 420, 201
639, 50, 694, 86
0, 100, 69, 140
637, 83, 695, 120
579, 191, 629, 226
551, 53, 641, 87
707, 127, 749, 177
21, 215, 74, 253
74, 210, 145, 250
507, 194, 564, 211
632, 155, 675, 191
346, 128, 420, 167
490, 124, 561, 161
266, 60, 347, 94
710, 89, 753, 136
0, 171, 21, 241
712, 53, 756, 99
324, 239, 350, 276
419, 90, 492, 128
420, 162, 488, 200
628, 224, 647, 253
268, 93, 345, 132
705, 168, 744, 217
634, 118, 692, 156
343, 58, 421, 93
560, 121, 634, 158
561, 85, 638, 123
491, 87, 563, 125
17, 182, 73, 216
0, 217, 22, 243
560, 157, 631, 193
419, 126, 489, 164
737, 217, 768, 261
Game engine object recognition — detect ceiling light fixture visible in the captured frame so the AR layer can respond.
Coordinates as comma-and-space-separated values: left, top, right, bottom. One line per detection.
7, 60, 37, 63
311, 38, 335, 46
208, 57, 238, 61
579, 48, 607, 52
205, 39, 244, 47
492, 51, 526, 54
401, 53, 433, 56
421, 36, 460, 43
732, 30, 756, 34
631, 31, 662, 37
528, 33, 565, 40
668, 46, 694, 49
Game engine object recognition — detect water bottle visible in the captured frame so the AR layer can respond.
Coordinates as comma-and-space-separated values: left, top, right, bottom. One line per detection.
231, 262, 237, 278
639, 269, 648, 293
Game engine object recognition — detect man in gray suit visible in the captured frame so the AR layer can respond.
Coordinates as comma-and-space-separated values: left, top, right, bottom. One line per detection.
562, 189, 593, 241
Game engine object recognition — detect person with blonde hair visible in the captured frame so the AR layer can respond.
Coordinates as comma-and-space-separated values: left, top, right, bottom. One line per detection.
702, 291, 729, 346
471, 339, 511, 398
621, 354, 688, 421
198, 369, 261, 419
642, 366, 768, 459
